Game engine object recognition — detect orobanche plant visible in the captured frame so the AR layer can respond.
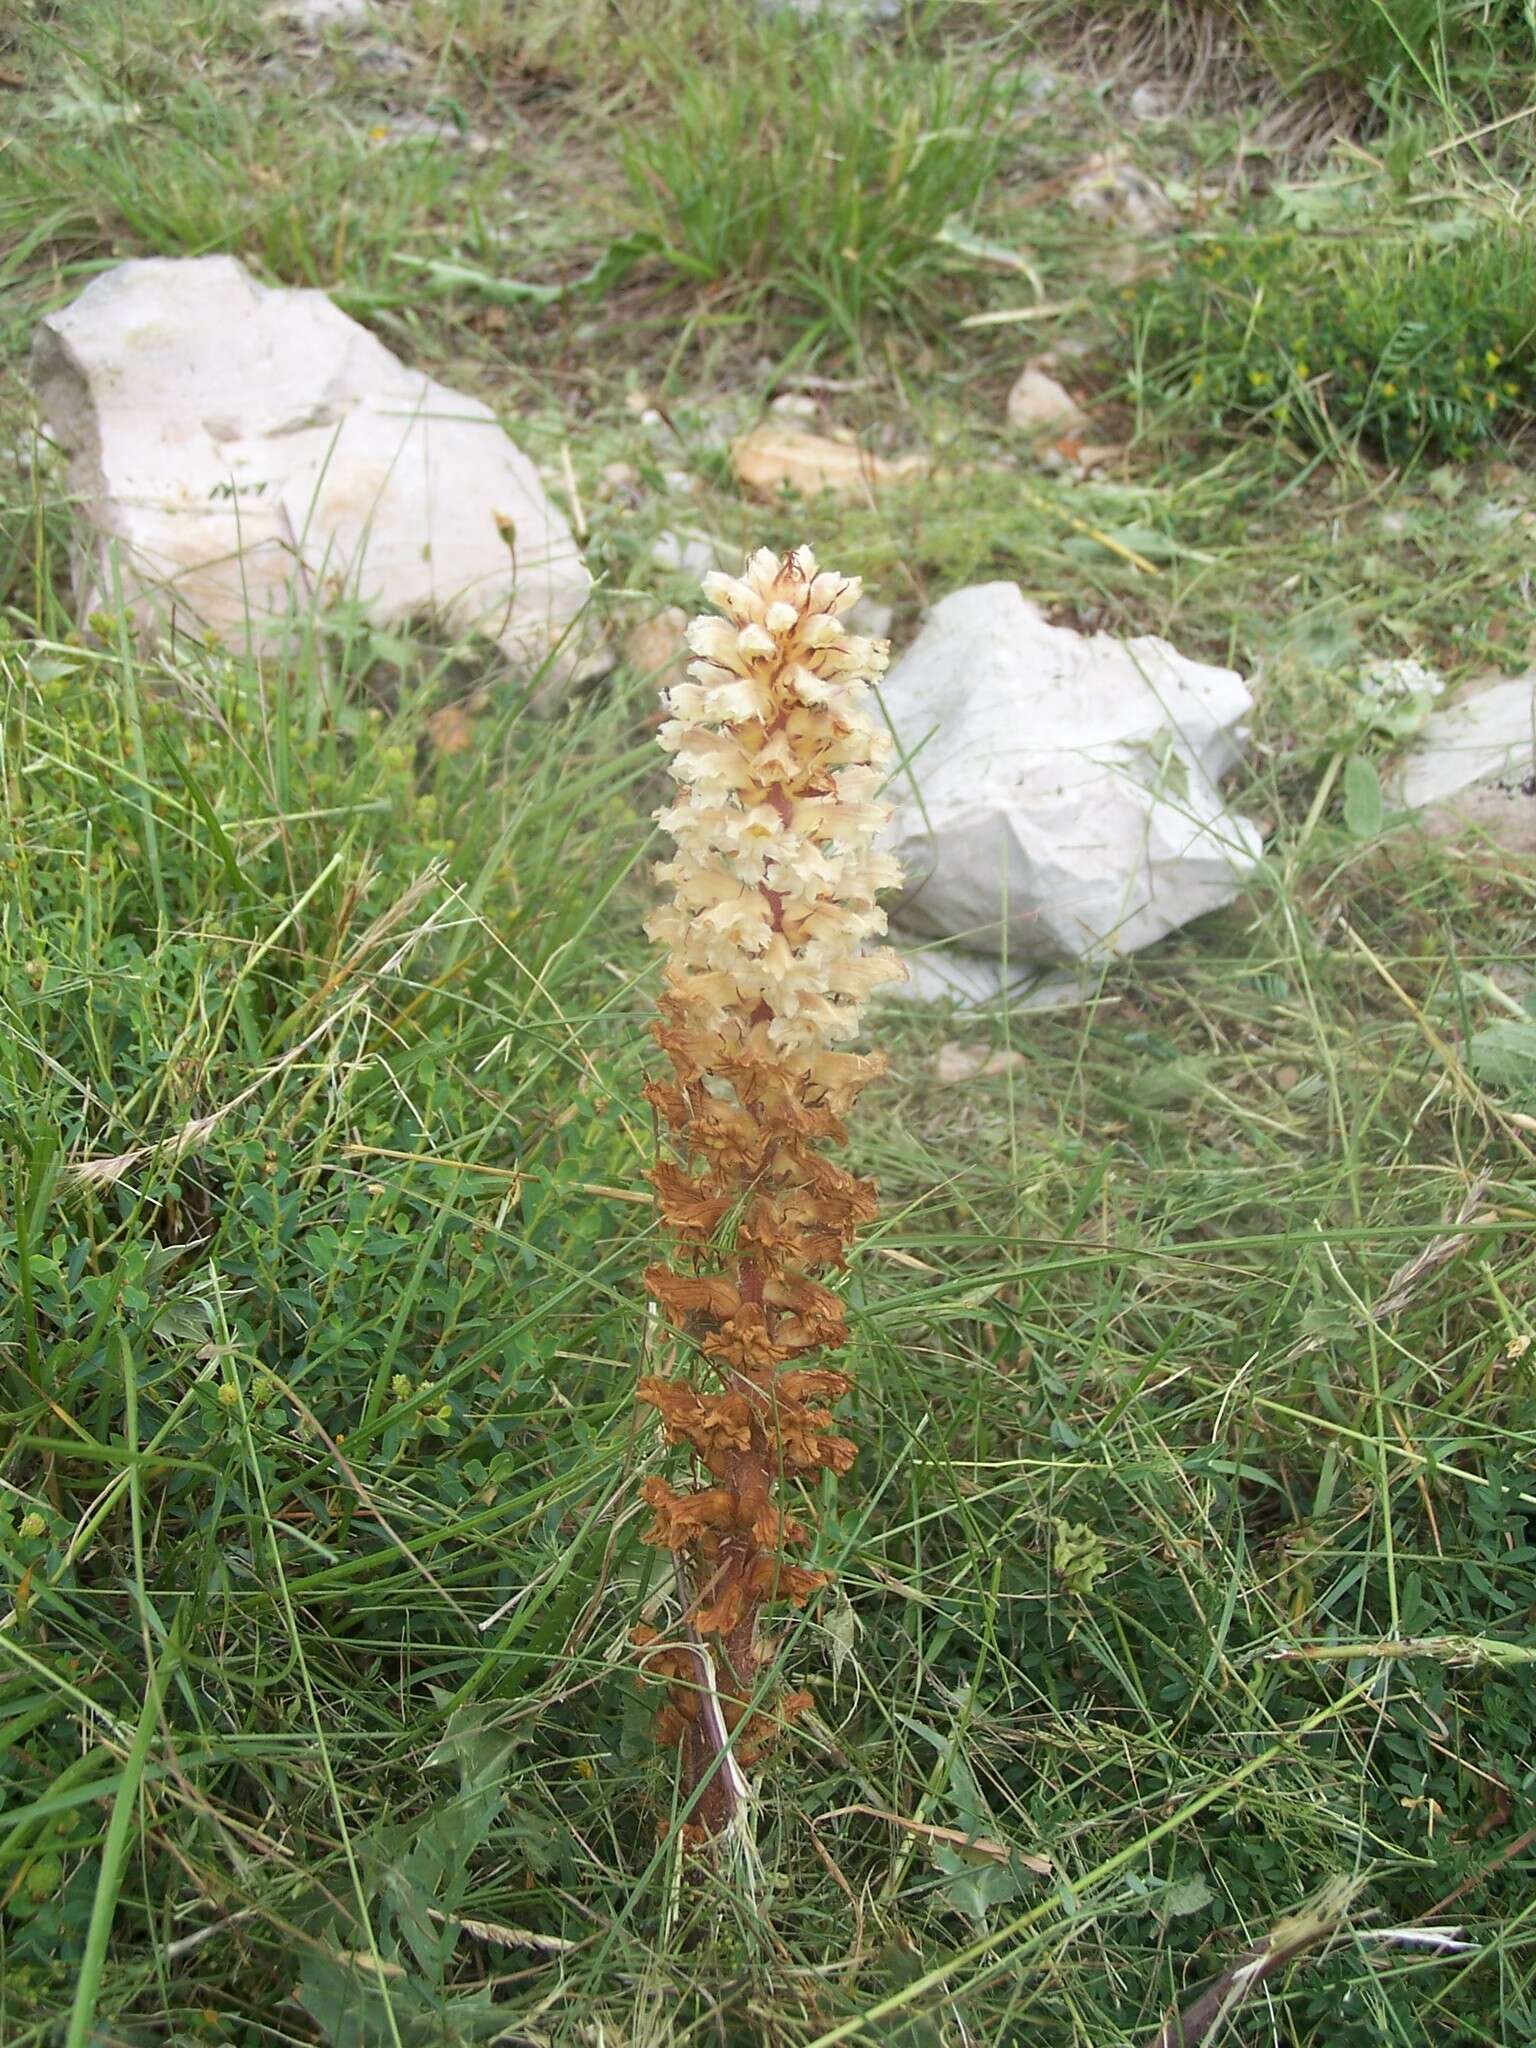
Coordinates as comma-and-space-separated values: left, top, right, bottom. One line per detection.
632, 546, 903, 1840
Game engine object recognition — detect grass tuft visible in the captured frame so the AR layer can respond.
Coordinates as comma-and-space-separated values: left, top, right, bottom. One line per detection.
622, 17, 1015, 349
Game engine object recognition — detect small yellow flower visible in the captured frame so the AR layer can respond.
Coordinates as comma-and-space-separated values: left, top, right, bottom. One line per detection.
1485, 348, 1501, 371
390, 1372, 413, 1402
1506, 1332, 1531, 1360
19, 1512, 47, 1541
1381, 381, 1397, 398
217, 1380, 241, 1410
1294, 360, 1309, 380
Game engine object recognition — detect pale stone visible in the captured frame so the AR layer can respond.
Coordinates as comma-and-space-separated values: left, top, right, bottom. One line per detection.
368, 112, 492, 153
758, 0, 903, 17
426, 702, 477, 757
1039, 440, 1123, 476
884, 951, 1089, 1012
1006, 366, 1088, 437
1129, 82, 1178, 122
730, 423, 928, 500
352, 42, 418, 78
33, 257, 595, 707
625, 607, 689, 688
1067, 154, 1175, 237
846, 596, 894, 641
769, 393, 821, 420
933, 1041, 1026, 1084
264, 0, 372, 25
1393, 674, 1535, 853
1361, 658, 1446, 713
880, 582, 1262, 970
650, 529, 731, 580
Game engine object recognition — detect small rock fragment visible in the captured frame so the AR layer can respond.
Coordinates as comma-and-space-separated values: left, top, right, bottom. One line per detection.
933, 1042, 1027, 1084
351, 42, 418, 77
1040, 440, 1125, 477
757, 0, 904, 17
625, 606, 689, 688
1006, 366, 1088, 437
650, 529, 730, 580
426, 703, 476, 756
731, 423, 928, 500
1067, 154, 1175, 237
1128, 81, 1178, 122
264, 0, 372, 24
367, 112, 491, 152
1392, 673, 1536, 853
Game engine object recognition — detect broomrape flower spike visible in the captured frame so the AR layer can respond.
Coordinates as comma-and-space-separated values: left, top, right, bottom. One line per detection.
634, 546, 904, 1842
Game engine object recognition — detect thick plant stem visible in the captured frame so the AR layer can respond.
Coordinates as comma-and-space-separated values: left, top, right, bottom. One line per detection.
632, 547, 902, 1839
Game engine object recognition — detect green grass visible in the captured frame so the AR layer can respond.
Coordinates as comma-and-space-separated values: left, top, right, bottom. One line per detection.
621, 18, 1015, 349
1051, 0, 1536, 117
3, 1, 1536, 2044
1234, 0, 1536, 109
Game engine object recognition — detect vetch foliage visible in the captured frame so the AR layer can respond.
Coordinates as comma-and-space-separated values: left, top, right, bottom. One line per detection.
1129, 223, 1536, 460
632, 548, 903, 1839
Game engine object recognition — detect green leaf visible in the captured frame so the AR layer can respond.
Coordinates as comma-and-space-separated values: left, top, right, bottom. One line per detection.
1469, 1020, 1536, 1096
1061, 523, 1208, 566
1271, 178, 1367, 230
823, 1587, 859, 1683
1159, 1872, 1217, 1922
931, 220, 1035, 275
393, 232, 662, 311
165, 746, 263, 897
931, 1842, 1020, 1925
1342, 754, 1384, 838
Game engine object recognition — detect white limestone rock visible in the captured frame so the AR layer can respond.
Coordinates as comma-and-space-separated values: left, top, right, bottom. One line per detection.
650, 528, 733, 580
846, 594, 893, 641
1006, 366, 1087, 438
33, 256, 595, 706
1393, 673, 1535, 854
757, 0, 904, 17
1066, 154, 1175, 237
264, 0, 373, 26
880, 583, 1263, 969
886, 950, 1090, 1012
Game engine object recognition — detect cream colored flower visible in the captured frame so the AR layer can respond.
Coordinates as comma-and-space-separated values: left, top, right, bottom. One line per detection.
650, 549, 903, 1053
